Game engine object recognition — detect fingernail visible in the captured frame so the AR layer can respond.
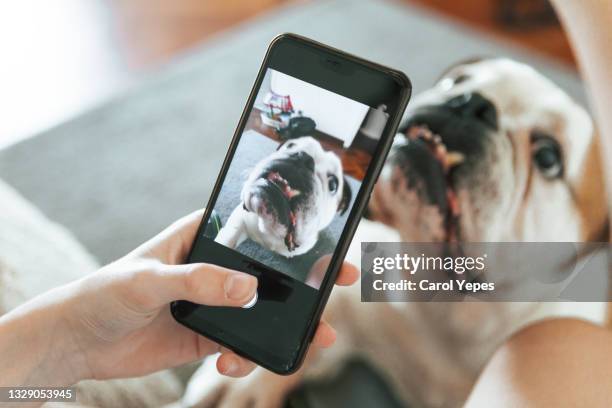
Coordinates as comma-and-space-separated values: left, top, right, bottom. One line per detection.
220, 359, 238, 376
224, 273, 257, 302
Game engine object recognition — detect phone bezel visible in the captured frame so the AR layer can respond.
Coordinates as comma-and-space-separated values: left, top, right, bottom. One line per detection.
172, 33, 411, 374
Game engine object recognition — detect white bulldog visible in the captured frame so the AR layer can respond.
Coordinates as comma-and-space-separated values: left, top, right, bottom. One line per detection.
215, 136, 352, 257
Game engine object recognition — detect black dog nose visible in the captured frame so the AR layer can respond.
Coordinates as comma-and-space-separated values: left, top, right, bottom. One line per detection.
290, 151, 315, 171
444, 92, 498, 130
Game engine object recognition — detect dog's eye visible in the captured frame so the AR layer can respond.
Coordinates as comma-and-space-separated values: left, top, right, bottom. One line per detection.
285, 142, 296, 149
327, 175, 339, 194
453, 74, 470, 85
532, 134, 563, 179
440, 74, 470, 90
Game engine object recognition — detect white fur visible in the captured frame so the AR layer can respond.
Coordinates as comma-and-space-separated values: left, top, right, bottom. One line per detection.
216, 136, 345, 257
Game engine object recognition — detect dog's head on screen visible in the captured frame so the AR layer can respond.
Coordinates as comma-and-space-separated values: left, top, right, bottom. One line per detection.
242, 136, 351, 256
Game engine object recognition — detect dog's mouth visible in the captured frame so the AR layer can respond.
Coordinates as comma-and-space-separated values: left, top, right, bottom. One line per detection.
400, 125, 490, 286
266, 171, 302, 201
266, 171, 300, 251
243, 169, 306, 252
402, 124, 465, 242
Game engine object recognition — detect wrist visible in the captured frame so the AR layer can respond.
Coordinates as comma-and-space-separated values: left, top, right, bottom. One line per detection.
0, 284, 88, 387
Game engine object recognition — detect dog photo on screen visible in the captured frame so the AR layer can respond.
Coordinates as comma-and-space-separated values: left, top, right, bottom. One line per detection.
203, 68, 387, 287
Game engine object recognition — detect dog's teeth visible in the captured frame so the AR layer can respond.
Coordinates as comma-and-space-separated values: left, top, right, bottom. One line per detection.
445, 152, 465, 168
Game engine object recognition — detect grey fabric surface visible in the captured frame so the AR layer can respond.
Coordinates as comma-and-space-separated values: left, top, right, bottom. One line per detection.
0, 0, 584, 263
209, 130, 358, 282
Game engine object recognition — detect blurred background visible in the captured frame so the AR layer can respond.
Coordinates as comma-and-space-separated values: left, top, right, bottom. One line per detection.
0, 0, 574, 148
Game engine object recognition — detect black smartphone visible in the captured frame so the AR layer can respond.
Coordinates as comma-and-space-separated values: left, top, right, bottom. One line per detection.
171, 33, 411, 374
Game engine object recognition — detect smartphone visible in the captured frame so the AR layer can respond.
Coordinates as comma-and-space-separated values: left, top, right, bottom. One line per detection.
171, 33, 411, 374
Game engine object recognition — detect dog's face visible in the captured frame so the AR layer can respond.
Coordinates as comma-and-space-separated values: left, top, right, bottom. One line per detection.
369, 58, 608, 243
242, 136, 351, 254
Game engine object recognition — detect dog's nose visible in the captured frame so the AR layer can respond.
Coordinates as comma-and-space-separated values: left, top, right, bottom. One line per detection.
290, 151, 315, 171
444, 92, 497, 129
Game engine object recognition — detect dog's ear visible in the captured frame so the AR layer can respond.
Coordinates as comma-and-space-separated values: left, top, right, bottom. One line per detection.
338, 177, 352, 215
435, 56, 493, 83
574, 129, 609, 242
566, 123, 612, 327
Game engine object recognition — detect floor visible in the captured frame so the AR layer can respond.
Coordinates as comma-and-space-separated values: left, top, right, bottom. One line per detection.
0, 0, 574, 148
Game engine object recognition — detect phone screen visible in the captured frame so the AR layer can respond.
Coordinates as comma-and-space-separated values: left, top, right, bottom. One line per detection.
172, 35, 409, 373
207, 67, 386, 289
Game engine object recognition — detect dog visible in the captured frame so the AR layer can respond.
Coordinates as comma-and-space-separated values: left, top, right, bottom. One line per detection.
215, 136, 351, 257
180, 58, 609, 408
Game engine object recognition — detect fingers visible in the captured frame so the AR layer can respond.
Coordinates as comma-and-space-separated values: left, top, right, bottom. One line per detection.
336, 262, 359, 286
130, 210, 359, 288
129, 209, 205, 264
311, 320, 337, 348
309, 261, 356, 349
142, 262, 258, 309
306, 255, 360, 289
215, 320, 336, 378
217, 350, 257, 377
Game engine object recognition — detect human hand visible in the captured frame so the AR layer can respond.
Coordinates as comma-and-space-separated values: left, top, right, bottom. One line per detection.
8, 210, 358, 386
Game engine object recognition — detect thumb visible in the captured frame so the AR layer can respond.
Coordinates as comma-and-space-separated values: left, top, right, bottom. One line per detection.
139, 262, 258, 309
